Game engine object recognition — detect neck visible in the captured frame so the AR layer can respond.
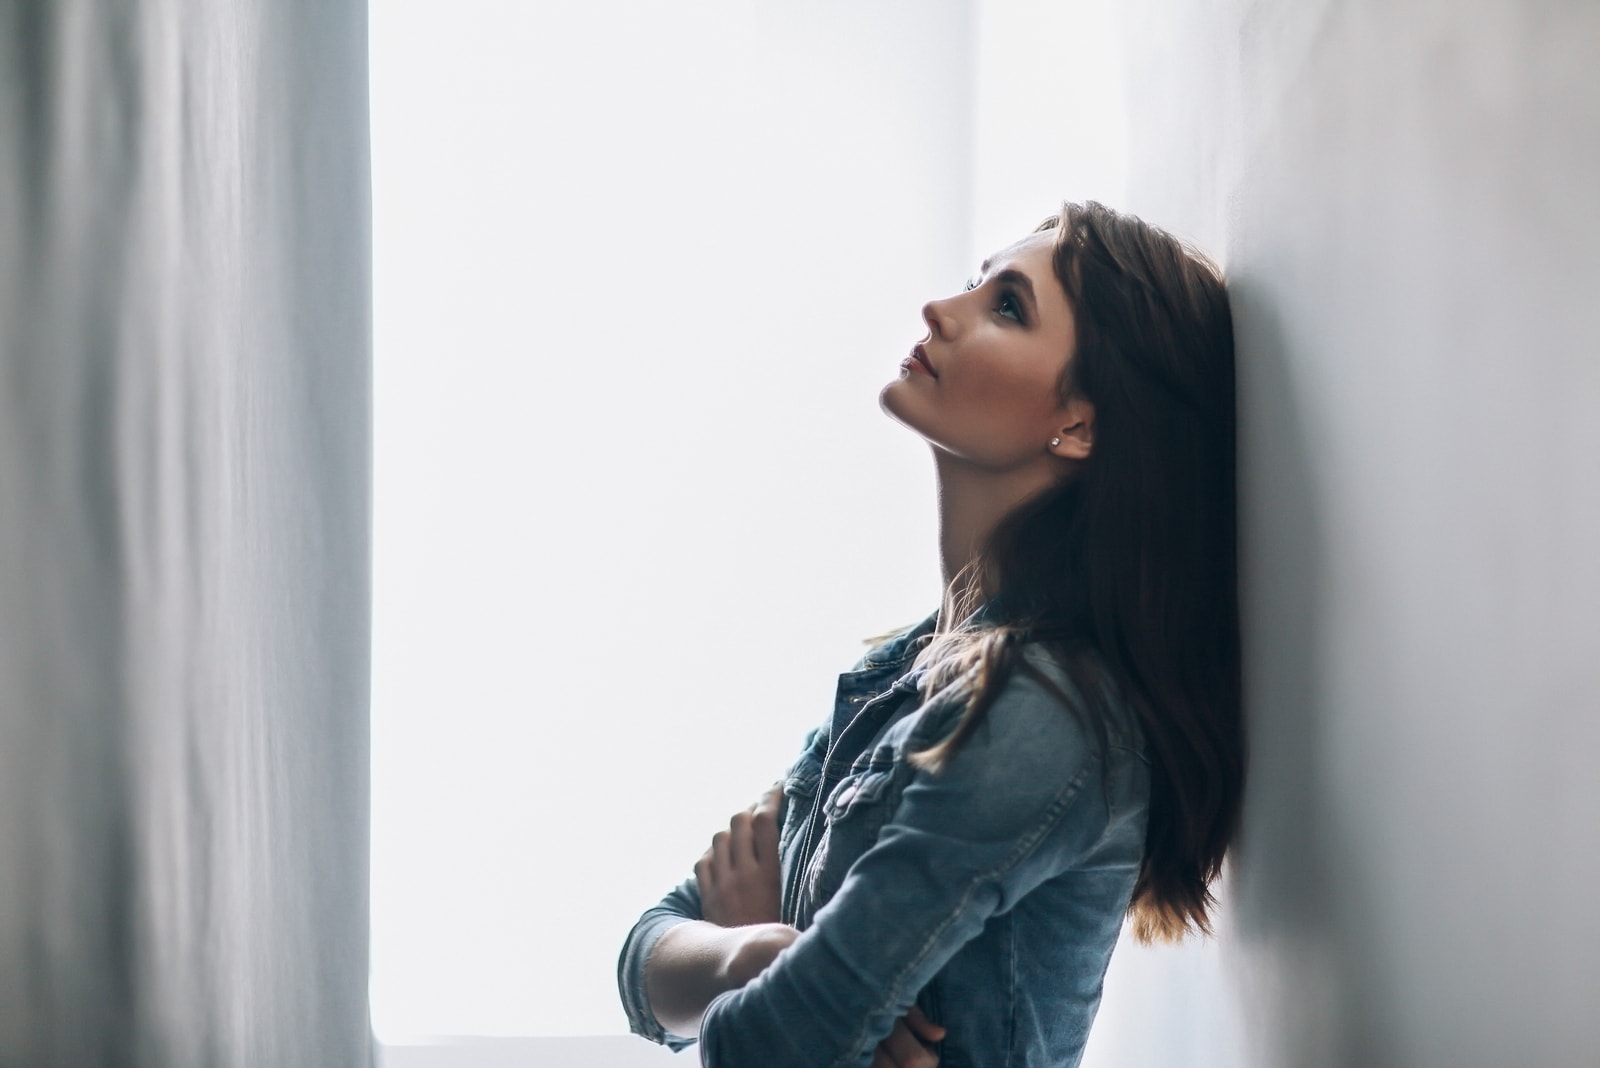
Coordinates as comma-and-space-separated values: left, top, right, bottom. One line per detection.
931, 449, 1059, 621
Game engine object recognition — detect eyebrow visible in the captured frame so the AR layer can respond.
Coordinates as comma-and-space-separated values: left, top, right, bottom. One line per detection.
980, 259, 1038, 320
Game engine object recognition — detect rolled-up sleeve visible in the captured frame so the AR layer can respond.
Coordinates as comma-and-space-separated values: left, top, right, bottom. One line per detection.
698, 669, 1110, 1068
617, 875, 703, 1051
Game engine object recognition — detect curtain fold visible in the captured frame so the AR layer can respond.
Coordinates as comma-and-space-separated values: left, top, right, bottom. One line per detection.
0, 3, 373, 1065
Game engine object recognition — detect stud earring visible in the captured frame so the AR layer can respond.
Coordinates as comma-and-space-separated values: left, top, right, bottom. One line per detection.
1050, 437, 1061, 447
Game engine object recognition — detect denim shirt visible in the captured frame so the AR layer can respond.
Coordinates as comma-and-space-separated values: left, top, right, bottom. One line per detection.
617, 609, 1151, 1068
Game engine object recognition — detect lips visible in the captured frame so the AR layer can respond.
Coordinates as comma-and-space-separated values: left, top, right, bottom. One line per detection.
910, 343, 938, 378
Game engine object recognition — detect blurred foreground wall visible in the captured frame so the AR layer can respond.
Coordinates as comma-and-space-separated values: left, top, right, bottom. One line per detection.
1082, 3, 1600, 1066
0, 4, 372, 1065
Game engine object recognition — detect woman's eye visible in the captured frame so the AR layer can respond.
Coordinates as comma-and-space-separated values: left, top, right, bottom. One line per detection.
964, 275, 980, 292
998, 290, 1022, 322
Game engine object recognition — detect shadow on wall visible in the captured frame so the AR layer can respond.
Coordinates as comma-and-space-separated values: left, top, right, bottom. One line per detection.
1116, 3, 1600, 1062
1222, 267, 1414, 1068
1230, 275, 1374, 1067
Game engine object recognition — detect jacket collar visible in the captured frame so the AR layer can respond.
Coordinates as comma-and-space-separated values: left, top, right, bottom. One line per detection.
860, 595, 1013, 671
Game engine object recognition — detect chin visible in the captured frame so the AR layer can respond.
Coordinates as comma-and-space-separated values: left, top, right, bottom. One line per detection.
878, 380, 930, 437
878, 378, 910, 421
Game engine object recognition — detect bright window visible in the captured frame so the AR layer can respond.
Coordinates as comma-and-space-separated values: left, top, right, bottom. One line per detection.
371, 0, 975, 1040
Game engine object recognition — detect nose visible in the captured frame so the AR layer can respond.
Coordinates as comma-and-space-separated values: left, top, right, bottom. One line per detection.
921, 296, 955, 341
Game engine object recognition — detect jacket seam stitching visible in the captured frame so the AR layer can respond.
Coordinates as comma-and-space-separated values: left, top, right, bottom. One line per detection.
1004, 913, 1017, 1068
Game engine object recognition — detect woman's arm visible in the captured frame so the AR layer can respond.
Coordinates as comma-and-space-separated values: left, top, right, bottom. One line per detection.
642, 786, 794, 1038
696, 668, 1113, 1067
634, 782, 943, 1066
645, 920, 799, 1037
616, 875, 707, 1050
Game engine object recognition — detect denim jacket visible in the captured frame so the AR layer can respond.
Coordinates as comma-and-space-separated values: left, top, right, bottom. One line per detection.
618, 608, 1151, 1068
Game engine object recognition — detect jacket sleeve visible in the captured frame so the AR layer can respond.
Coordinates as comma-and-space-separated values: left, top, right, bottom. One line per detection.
698, 668, 1111, 1068
616, 874, 703, 1051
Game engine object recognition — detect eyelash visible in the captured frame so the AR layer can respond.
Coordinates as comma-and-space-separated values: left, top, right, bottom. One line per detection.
997, 290, 1023, 323
966, 275, 1024, 324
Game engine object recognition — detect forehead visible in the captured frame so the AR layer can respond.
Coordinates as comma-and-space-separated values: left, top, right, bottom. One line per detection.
981, 231, 1060, 289
984, 229, 1056, 270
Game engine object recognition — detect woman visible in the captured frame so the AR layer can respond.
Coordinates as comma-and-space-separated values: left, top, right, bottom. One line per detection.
617, 201, 1244, 1067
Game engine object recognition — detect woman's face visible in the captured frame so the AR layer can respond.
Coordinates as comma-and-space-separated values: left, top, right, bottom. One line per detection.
880, 231, 1088, 470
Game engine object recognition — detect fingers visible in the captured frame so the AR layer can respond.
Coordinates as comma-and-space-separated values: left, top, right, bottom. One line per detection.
697, 829, 734, 902
751, 784, 782, 865
712, 825, 735, 876
703, 805, 764, 881
694, 844, 715, 893
872, 1023, 904, 1068
726, 810, 759, 870
730, 784, 784, 869
873, 1018, 940, 1068
903, 1005, 947, 1044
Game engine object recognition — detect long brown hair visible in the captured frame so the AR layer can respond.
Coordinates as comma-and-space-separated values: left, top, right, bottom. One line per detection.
910, 201, 1243, 944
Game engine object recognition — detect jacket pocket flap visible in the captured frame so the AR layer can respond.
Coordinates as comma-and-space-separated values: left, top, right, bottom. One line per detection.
824, 768, 895, 821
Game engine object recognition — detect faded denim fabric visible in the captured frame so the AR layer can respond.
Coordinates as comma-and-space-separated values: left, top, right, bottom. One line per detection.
618, 608, 1150, 1068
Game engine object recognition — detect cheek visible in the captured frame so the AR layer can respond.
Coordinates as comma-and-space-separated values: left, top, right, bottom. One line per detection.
949, 352, 1060, 426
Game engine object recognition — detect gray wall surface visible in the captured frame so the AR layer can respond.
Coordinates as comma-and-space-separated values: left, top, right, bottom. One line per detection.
1086, 2, 1600, 1066
0, 3, 373, 1065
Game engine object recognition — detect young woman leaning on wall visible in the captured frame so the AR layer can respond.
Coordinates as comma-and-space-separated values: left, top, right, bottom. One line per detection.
618, 200, 1244, 1068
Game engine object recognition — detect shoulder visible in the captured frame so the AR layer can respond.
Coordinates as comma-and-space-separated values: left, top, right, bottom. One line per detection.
933, 643, 1134, 760
890, 645, 1120, 841
1008, 643, 1143, 750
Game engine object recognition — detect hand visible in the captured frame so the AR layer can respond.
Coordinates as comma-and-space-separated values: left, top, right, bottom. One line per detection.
696, 783, 783, 927
871, 1005, 945, 1068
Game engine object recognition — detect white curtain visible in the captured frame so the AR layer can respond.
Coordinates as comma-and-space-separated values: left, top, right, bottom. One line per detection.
0, 3, 372, 1065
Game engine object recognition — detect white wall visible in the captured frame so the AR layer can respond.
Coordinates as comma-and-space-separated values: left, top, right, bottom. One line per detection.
971, 0, 1128, 253
1087, 2, 1600, 1065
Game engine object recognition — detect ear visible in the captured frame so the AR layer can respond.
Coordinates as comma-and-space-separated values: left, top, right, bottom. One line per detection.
1050, 394, 1095, 462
